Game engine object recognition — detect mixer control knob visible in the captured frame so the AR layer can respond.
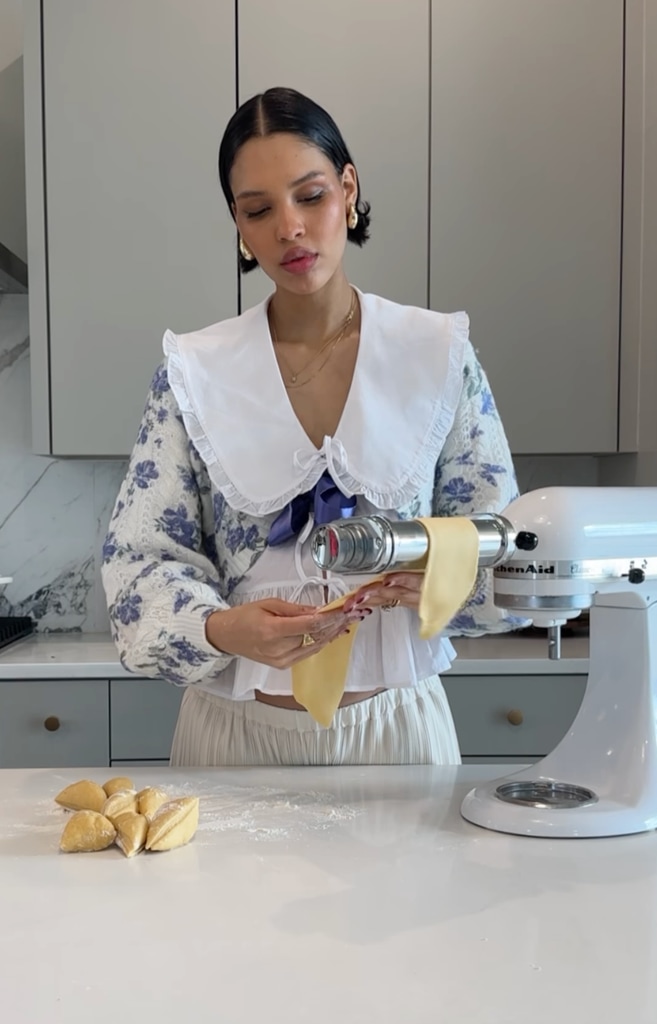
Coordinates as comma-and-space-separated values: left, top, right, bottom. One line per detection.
515, 531, 538, 551
628, 567, 646, 584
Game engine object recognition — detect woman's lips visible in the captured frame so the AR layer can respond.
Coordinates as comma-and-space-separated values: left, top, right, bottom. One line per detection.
280, 249, 318, 275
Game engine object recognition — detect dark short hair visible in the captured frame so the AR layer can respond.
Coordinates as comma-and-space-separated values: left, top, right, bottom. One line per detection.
218, 87, 371, 273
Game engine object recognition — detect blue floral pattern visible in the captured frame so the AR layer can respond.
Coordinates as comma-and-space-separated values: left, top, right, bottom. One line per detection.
151, 365, 170, 395
115, 593, 142, 625
157, 504, 200, 548
441, 477, 476, 505
102, 532, 118, 563
173, 590, 193, 613
431, 349, 524, 635
134, 460, 159, 489
481, 389, 496, 415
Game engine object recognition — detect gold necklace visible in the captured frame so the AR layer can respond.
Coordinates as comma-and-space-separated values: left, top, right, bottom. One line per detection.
271, 290, 357, 389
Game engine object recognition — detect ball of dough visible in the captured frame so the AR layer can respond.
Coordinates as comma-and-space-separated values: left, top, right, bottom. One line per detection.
55, 780, 107, 814
114, 812, 148, 858
102, 790, 138, 824
145, 797, 200, 852
136, 786, 169, 821
60, 811, 116, 853
103, 775, 134, 797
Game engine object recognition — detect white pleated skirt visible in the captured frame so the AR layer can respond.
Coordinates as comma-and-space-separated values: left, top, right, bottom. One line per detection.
169, 677, 461, 767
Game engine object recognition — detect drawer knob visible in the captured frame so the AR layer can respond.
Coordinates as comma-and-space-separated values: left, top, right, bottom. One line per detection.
43, 715, 61, 732
506, 709, 524, 726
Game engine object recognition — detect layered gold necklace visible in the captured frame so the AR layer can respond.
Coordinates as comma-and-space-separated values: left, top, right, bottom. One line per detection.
270, 289, 357, 389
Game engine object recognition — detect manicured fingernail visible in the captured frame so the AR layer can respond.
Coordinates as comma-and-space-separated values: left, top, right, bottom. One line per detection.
383, 579, 395, 588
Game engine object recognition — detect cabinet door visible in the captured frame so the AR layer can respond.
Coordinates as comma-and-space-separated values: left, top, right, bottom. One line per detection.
442, 675, 586, 757
0, 680, 109, 768
430, 0, 623, 454
238, 0, 429, 312
32, 1, 237, 456
110, 678, 183, 761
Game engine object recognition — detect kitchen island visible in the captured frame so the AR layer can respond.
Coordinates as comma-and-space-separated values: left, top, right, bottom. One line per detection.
0, 764, 654, 1023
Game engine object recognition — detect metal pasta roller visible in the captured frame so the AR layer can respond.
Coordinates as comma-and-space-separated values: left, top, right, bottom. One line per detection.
311, 512, 516, 574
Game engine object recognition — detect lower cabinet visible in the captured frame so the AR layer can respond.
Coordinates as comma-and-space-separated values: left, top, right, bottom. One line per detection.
0, 679, 110, 768
442, 675, 587, 763
109, 678, 183, 762
0, 676, 182, 768
0, 674, 587, 768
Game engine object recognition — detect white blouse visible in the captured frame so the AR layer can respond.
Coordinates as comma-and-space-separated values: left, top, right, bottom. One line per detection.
102, 288, 522, 697
163, 289, 464, 700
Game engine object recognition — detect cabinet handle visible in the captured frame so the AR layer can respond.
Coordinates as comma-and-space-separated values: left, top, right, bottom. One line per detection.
43, 715, 61, 732
506, 709, 524, 726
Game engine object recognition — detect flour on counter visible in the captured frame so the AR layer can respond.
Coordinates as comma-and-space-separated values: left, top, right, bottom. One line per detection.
189, 786, 361, 842
1, 799, 66, 839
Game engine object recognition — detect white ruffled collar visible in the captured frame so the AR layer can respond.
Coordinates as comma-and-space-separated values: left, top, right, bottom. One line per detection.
163, 289, 469, 516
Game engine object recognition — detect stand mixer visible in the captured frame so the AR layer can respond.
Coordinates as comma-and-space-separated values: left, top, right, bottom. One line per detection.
311, 487, 657, 838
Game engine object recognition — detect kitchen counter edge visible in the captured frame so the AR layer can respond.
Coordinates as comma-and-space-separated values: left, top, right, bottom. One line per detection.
0, 632, 589, 680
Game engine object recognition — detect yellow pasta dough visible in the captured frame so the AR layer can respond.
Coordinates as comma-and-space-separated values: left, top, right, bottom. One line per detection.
415, 517, 479, 639
53, 779, 199, 857
136, 786, 169, 821
103, 776, 134, 797
54, 780, 108, 814
60, 811, 116, 853
102, 790, 138, 824
145, 797, 200, 852
114, 812, 148, 858
291, 516, 479, 727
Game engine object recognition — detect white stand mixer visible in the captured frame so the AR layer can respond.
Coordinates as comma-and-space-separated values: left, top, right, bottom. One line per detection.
461, 486, 657, 838
312, 486, 657, 838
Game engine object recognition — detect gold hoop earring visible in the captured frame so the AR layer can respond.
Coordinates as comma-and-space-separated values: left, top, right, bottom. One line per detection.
347, 204, 358, 231
239, 237, 254, 262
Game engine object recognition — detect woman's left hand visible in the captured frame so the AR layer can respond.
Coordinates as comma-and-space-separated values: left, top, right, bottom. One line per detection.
342, 572, 423, 613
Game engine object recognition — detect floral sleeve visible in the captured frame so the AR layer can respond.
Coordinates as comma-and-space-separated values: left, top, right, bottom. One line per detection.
433, 341, 529, 636
101, 365, 235, 684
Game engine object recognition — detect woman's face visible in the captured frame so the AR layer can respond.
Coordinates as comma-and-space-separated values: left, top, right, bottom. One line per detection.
230, 133, 358, 295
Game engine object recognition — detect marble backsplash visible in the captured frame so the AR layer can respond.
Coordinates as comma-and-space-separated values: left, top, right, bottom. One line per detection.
0, 291, 599, 633
0, 294, 127, 631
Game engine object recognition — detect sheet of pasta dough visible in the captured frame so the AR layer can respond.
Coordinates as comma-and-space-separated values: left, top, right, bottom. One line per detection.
291, 517, 479, 727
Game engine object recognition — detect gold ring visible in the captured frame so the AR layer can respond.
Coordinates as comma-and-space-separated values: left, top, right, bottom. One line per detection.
382, 600, 400, 612
301, 633, 316, 647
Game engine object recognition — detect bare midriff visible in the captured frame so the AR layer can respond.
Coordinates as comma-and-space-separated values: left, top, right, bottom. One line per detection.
254, 687, 386, 711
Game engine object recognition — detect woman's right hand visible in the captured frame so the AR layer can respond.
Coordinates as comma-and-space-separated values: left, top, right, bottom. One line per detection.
205, 598, 367, 669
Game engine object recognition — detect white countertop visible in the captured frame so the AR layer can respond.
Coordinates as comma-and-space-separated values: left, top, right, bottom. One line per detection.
0, 764, 653, 1023
0, 631, 589, 679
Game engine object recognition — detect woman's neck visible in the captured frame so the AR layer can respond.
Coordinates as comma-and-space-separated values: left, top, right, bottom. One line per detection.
268, 271, 355, 351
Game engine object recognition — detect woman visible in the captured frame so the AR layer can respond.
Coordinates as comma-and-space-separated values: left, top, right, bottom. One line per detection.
102, 87, 523, 767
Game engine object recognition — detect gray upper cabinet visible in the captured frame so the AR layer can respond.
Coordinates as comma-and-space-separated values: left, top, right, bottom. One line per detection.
24, 0, 238, 456
430, 0, 624, 455
237, 0, 430, 314
22, 0, 637, 458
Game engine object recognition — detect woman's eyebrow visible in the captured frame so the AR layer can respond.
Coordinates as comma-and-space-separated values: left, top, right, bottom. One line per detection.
235, 170, 325, 201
